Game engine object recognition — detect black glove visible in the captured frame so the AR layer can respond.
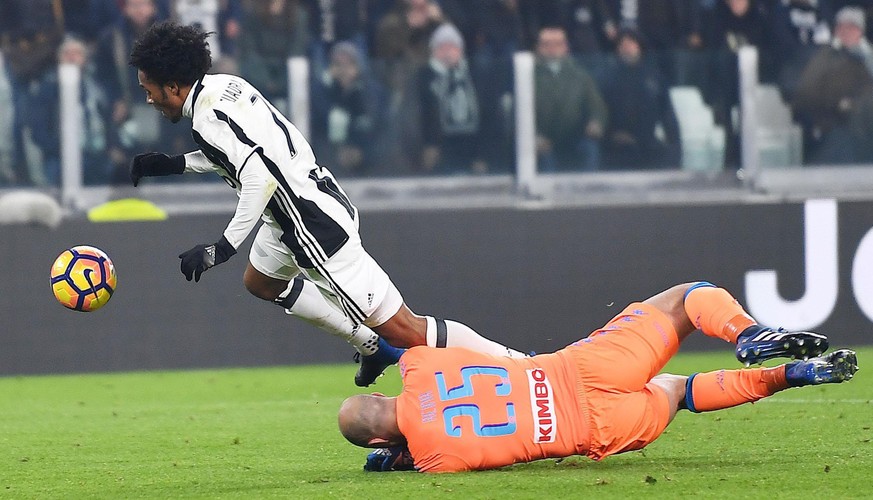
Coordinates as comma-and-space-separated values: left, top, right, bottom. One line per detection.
178, 236, 237, 282
130, 152, 186, 187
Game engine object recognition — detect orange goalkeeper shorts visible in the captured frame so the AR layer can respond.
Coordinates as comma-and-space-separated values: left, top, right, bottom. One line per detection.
564, 303, 680, 460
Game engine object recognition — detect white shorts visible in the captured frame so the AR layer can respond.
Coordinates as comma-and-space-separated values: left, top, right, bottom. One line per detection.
249, 223, 404, 327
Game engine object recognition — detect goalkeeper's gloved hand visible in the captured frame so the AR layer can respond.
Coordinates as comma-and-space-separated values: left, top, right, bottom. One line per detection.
130, 152, 186, 187
178, 236, 237, 282
363, 447, 415, 472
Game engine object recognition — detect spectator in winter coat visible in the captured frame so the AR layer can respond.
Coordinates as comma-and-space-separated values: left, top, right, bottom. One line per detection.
600, 29, 681, 170
534, 26, 608, 171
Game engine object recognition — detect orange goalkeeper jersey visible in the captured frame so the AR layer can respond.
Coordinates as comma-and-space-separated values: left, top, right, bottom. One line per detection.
395, 346, 590, 472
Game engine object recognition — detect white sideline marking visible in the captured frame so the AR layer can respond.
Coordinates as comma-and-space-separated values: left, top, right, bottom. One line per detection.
760, 398, 872, 405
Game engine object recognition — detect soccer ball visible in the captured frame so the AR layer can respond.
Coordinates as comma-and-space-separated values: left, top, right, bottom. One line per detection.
50, 245, 117, 312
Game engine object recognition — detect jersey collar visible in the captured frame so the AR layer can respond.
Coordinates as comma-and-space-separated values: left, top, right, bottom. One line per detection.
182, 78, 206, 119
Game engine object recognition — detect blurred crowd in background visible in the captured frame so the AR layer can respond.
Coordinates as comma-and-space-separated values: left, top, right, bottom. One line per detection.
2, 0, 873, 187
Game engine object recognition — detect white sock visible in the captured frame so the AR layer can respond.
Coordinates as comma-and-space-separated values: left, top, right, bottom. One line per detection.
425, 316, 525, 358
276, 278, 379, 355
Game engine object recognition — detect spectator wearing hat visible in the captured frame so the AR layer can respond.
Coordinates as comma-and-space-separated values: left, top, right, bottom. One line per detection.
830, 0, 873, 41
832, 5, 873, 74
304, 0, 371, 81
413, 23, 489, 174
793, 6, 873, 163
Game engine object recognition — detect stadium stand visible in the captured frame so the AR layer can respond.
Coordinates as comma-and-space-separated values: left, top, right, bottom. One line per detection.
669, 85, 725, 172
754, 84, 803, 168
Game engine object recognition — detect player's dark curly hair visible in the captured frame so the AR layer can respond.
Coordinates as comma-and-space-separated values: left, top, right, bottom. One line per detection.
129, 21, 212, 86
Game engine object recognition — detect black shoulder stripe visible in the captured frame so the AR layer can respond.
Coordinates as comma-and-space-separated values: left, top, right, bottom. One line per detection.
214, 109, 257, 148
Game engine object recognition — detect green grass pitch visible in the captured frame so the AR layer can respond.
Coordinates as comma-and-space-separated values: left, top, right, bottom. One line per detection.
1, 348, 870, 499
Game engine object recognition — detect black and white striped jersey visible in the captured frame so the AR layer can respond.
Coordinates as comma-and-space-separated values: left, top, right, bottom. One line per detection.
181, 74, 359, 269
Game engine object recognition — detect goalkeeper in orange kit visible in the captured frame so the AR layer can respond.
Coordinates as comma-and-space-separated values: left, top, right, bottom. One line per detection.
337, 281, 858, 472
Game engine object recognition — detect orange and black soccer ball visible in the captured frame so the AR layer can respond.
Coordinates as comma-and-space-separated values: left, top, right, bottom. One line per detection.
50, 245, 117, 312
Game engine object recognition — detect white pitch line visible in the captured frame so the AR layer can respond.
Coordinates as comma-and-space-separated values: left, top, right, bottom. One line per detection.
759, 398, 872, 404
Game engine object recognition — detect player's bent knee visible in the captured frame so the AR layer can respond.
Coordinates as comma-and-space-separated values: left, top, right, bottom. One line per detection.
243, 279, 274, 301
650, 374, 688, 418
243, 265, 288, 301
644, 283, 696, 338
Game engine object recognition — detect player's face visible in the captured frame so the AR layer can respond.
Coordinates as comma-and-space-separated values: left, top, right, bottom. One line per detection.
137, 70, 185, 123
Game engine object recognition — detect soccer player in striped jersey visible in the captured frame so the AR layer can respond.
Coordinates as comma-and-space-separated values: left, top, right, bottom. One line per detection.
127, 21, 526, 386
339, 282, 856, 472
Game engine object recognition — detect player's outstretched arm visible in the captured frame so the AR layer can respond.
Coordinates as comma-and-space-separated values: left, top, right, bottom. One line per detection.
129, 152, 186, 186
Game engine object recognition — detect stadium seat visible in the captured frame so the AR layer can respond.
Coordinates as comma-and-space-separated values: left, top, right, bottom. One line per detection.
754, 84, 803, 168
669, 86, 725, 171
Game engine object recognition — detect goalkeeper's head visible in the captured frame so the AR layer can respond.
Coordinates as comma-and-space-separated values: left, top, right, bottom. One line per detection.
129, 21, 212, 123
338, 394, 405, 448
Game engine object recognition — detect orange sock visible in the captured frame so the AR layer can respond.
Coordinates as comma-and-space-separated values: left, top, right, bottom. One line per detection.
684, 366, 788, 412
683, 282, 757, 343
